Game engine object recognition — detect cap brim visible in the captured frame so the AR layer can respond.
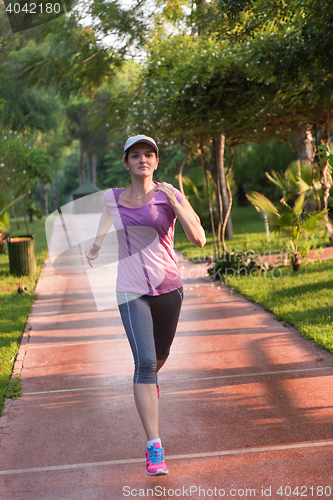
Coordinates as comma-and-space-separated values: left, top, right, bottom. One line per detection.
124, 139, 159, 156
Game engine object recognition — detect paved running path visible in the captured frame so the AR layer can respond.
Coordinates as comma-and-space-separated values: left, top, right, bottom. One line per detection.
260, 246, 333, 267
1, 255, 333, 500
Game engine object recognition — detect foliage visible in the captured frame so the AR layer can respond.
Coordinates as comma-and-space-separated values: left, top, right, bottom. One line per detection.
26, 198, 43, 220
208, 0, 333, 164
5, 0, 146, 98
266, 160, 322, 205
55, 62, 142, 193
131, 35, 286, 148
175, 203, 328, 264
0, 217, 47, 415
180, 166, 204, 203
0, 35, 17, 62
0, 211, 10, 232
213, 0, 305, 41
0, 69, 62, 132
64, 92, 111, 157
126, 32, 296, 254
315, 144, 333, 170
0, 129, 52, 223
181, 164, 217, 230
86, 59, 141, 132
103, 141, 129, 188
246, 192, 327, 256
1, 133, 49, 191
232, 141, 297, 199
0, 194, 10, 231
243, 3, 333, 132
0, 52, 68, 213
207, 249, 270, 280
3, 0, 333, 225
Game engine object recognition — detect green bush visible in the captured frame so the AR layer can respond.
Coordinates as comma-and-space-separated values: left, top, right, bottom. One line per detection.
208, 249, 270, 281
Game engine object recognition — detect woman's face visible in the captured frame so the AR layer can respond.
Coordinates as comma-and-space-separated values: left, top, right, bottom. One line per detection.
124, 142, 159, 178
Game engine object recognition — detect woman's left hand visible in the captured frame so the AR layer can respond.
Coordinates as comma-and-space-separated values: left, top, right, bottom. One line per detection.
155, 182, 178, 208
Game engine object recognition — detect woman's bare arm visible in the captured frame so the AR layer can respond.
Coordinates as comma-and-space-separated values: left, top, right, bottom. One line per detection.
155, 183, 206, 248
173, 198, 206, 248
85, 208, 113, 263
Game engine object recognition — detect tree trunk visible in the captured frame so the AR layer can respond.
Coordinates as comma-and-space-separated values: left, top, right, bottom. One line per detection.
12, 205, 20, 229
210, 142, 222, 254
209, 141, 218, 200
200, 140, 217, 258
319, 123, 333, 241
178, 155, 188, 196
40, 181, 49, 216
297, 128, 322, 211
221, 146, 234, 253
291, 251, 301, 272
213, 134, 233, 242
91, 153, 97, 186
23, 196, 29, 234
78, 145, 86, 185
53, 167, 58, 211
195, 0, 206, 35
296, 129, 313, 163
307, 129, 322, 211
87, 154, 91, 183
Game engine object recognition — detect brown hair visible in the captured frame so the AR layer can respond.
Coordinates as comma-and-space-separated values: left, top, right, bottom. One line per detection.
123, 147, 158, 164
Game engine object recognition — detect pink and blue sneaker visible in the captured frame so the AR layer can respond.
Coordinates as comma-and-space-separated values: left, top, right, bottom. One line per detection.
146, 442, 168, 476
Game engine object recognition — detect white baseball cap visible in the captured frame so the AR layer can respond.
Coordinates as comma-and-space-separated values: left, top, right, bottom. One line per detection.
124, 135, 159, 156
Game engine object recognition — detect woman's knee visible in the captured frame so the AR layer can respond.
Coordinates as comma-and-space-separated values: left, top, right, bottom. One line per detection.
134, 356, 157, 384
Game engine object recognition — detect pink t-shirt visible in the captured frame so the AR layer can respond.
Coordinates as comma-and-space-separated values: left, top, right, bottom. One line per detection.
103, 183, 186, 295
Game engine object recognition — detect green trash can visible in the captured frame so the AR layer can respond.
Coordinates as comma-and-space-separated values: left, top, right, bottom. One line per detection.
8, 235, 37, 276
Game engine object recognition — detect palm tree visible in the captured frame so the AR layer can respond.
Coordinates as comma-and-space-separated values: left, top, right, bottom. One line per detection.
246, 192, 326, 271
266, 160, 322, 208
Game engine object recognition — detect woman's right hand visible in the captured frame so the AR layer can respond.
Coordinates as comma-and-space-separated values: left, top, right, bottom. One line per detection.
85, 243, 101, 267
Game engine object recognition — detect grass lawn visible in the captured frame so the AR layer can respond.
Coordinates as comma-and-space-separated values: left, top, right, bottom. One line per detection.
225, 260, 333, 353
0, 217, 48, 414
175, 205, 333, 355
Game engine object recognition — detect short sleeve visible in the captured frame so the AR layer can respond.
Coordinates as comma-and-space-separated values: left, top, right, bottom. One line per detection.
173, 187, 186, 204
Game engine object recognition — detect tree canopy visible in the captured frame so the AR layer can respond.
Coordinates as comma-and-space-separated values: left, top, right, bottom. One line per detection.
1, 0, 333, 241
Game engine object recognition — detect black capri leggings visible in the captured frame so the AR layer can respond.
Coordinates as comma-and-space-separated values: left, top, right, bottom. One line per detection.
117, 287, 183, 384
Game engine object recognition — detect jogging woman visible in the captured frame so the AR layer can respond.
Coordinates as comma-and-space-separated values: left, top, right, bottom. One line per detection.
85, 135, 206, 476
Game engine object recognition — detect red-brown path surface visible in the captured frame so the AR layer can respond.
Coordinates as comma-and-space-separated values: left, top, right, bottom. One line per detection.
260, 246, 333, 267
1, 256, 333, 500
